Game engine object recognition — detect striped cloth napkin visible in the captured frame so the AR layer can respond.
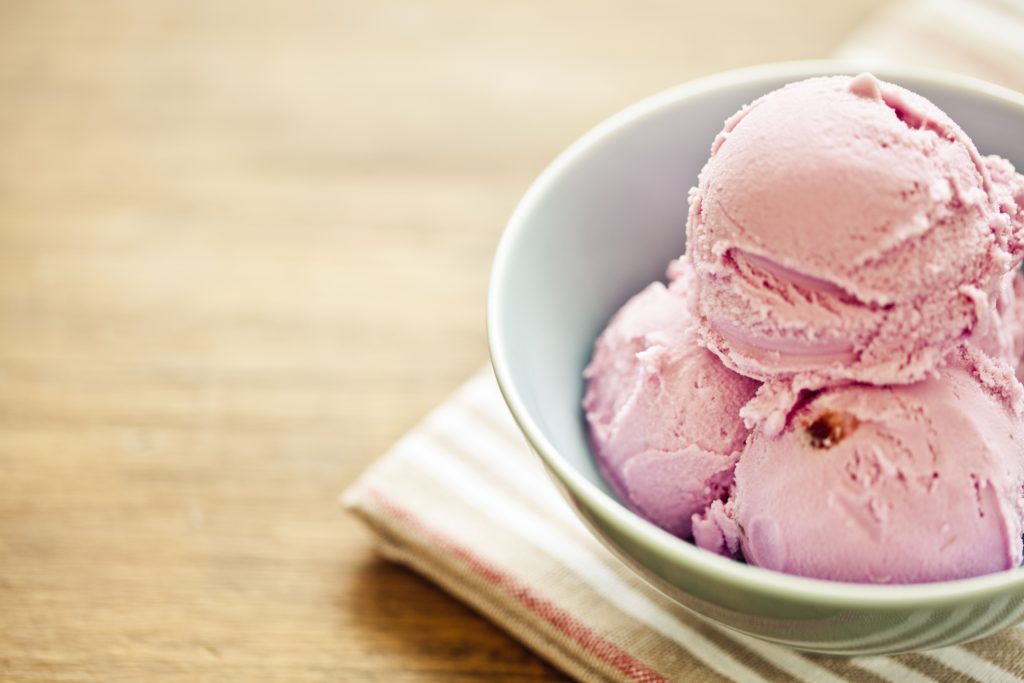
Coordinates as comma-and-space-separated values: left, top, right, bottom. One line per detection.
344, 2, 1024, 681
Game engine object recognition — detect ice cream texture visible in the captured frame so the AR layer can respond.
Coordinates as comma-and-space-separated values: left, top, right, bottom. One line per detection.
583, 73, 1024, 583
698, 361, 1024, 583
687, 73, 1024, 396
582, 261, 759, 538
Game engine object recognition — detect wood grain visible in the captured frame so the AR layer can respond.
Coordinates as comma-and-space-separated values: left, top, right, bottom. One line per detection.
0, 2, 886, 680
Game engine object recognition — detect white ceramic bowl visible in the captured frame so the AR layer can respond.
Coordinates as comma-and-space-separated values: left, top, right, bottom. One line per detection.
488, 61, 1024, 655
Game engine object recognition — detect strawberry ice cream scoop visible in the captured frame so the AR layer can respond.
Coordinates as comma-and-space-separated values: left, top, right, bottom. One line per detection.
583, 261, 759, 538
704, 363, 1024, 583
687, 74, 1024, 393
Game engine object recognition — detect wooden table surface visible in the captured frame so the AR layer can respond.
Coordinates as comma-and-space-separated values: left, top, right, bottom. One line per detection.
0, 2, 886, 680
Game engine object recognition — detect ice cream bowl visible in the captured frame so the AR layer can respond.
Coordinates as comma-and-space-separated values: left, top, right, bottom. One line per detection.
487, 60, 1024, 655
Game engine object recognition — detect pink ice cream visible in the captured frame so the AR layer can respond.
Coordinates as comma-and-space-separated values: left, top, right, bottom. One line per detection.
695, 360, 1024, 583
973, 268, 1024, 373
1010, 272, 1024, 381
583, 261, 759, 538
583, 72, 1024, 584
982, 155, 1024, 378
687, 74, 1024, 399
970, 155, 1024, 374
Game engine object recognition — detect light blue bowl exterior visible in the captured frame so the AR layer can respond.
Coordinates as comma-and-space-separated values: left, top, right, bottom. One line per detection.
488, 61, 1024, 655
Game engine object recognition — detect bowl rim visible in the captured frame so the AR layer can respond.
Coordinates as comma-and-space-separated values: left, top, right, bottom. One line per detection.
487, 59, 1024, 609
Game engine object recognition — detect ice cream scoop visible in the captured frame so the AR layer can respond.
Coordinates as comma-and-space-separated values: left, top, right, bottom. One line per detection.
698, 360, 1024, 583
582, 261, 759, 538
687, 74, 1024, 398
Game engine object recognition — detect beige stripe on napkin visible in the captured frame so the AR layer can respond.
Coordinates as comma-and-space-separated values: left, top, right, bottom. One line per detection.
837, 0, 1024, 92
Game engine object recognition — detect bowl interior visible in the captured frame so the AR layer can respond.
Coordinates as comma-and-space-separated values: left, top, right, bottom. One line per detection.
491, 64, 1024, 532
